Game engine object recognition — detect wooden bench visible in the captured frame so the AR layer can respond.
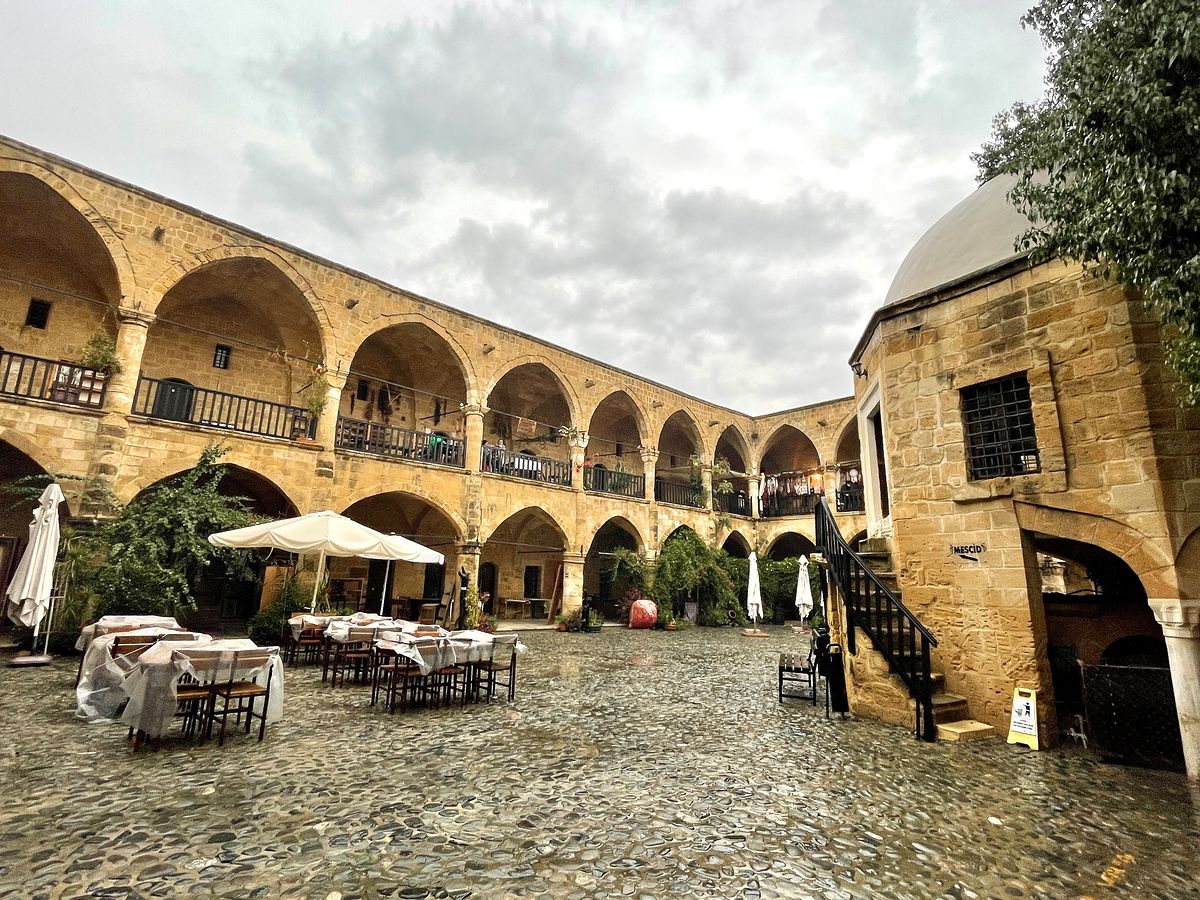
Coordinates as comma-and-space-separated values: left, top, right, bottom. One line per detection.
778, 651, 817, 705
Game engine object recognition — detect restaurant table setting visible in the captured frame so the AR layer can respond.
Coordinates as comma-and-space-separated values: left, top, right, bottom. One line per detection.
373, 629, 525, 675
75, 615, 181, 653
75, 627, 207, 722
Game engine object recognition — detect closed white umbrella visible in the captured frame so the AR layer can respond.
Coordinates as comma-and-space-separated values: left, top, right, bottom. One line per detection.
746, 551, 763, 626
209, 510, 444, 612
795, 554, 814, 622
6, 483, 65, 639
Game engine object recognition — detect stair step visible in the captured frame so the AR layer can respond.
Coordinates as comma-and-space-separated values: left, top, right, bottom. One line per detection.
936, 720, 997, 742
910, 692, 969, 723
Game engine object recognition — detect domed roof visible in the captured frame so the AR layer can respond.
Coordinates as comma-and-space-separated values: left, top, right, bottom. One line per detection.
883, 174, 1032, 306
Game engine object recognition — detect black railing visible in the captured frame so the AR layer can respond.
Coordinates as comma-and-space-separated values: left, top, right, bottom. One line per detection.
133, 376, 315, 441
481, 445, 572, 486
336, 416, 465, 467
654, 479, 703, 508
583, 465, 645, 499
761, 491, 821, 518
714, 491, 751, 516
836, 482, 865, 513
815, 498, 938, 741
0, 351, 107, 409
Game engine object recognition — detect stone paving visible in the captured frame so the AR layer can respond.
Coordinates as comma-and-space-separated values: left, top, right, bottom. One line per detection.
1, 626, 1198, 900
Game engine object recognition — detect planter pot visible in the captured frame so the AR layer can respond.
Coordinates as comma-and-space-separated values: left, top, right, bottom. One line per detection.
664, 622, 678, 632
556, 623, 567, 632
582, 623, 603, 633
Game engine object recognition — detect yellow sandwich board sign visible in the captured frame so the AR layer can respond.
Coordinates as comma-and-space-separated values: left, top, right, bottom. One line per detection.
1007, 687, 1039, 750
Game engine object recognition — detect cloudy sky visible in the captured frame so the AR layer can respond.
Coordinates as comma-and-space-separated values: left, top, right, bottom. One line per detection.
0, 1, 1046, 413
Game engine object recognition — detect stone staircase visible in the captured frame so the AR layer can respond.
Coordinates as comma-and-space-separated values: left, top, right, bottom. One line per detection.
855, 539, 995, 742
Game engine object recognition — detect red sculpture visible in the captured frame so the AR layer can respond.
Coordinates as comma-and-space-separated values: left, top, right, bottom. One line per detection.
629, 597, 658, 629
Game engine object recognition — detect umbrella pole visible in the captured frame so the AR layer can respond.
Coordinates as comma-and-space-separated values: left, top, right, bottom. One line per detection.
310, 550, 326, 614
379, 560, 391, 616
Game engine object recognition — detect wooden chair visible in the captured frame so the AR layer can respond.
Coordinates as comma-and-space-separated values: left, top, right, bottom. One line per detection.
417, 603, 442, 625
202, 647, 280, 745
484, 635, 519, 702
779, 646, 818, 705
288, 617, 327, 666
329, 627, 376, 687
371, 642, 426, 713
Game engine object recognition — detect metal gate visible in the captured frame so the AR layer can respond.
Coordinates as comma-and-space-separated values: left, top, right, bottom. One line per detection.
1080, 664, 1184, 771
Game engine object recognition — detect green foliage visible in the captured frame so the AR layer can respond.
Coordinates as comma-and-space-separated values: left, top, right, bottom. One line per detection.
248, 571, 305, 644
92, 445, 259, 621
974, 0, 1200, 404
463, 584, 482, 630
80, 332, 122, 376
607, 546, 648, 600
719, 555, 822, 623
651, 528, 743, 627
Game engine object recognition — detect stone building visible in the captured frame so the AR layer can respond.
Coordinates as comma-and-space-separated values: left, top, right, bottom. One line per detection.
839, 175, 1200, 778
0, 135, 865, 629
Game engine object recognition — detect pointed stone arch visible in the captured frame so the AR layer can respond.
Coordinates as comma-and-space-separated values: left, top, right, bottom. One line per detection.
347, 313, 479, 402
483, 355, 581, 428
757, 422, 823, 473
338, 482, 468, 540
585, 389, 650, 448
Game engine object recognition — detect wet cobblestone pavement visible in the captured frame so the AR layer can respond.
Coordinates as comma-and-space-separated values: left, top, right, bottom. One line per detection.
1, 626, 1198, 899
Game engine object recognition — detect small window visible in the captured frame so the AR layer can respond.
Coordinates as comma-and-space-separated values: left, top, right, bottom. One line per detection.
212, 344, 232, 369
615, 442, 623, 457
961, 373, 1040, 480
24, 299, 51, 329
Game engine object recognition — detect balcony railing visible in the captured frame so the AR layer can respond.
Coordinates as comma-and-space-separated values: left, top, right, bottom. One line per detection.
713, 490, 752, 516
482, 445, 572, 486
0, 351, 107, 409
654, 479, 704, 508
835, 481, 865, 513
133, 376, 315, 441
583, 465, 646, 499
761, 491, 821, 518
335, 416, 465, 467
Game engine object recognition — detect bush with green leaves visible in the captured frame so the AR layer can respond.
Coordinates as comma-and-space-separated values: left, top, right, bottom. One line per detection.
650, 528, 743, 627
247, 571, 306, 644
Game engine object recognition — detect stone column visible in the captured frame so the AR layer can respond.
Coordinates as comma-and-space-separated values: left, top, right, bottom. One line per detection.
701, 464, 713, 509
748, 473, 761, 519
640, 448, 659, 502
463, 403, 485, 473
85, 307, 156, 516
560, 552, 586, 614
456, 541, 483, 628
1149, 598, 1200, 781
310, 372, 346, 504
567, 430, 589, 490
824, 465, 840, 509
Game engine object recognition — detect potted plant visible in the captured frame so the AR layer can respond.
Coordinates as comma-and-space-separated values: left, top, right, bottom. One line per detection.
69, 332, 122, 404
664, 616, 679, 632
295, 366, 328, 443
555, 613, 569, 632
583, 609, 604, 633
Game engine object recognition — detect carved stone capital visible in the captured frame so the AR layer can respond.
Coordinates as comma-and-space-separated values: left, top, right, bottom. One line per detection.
1149, 598, 1200, 639
117, 307, 156, 329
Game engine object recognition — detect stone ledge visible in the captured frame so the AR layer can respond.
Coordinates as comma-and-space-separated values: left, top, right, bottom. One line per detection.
480, 471, 576, 493
127, 415, 324, 450
583, 491, 650, 506
0, 394, 108, 418
334, 447, 468, 475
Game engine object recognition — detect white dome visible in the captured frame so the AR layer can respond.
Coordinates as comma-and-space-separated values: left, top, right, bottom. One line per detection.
884, 174, 1032, 306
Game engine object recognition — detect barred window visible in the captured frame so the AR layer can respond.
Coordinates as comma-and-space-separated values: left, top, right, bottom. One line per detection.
961, 373, 1040, 480
212, 344, 232, 369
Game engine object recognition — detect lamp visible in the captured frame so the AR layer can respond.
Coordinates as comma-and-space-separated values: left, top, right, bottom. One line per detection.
850, 361, 866, 378
482, 344, 496, 354
344, 298, 360, 310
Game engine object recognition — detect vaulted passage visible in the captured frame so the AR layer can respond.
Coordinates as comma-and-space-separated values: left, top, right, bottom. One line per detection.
481, 508, 567, 621
583, 517, 642, 619
759, 425, 822, 518
655, 411, 703, 508
484, 365, 573, 487
584, 392, 646, 499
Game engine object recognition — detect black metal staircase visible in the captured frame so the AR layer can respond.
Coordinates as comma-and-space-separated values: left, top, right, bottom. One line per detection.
815, 498, 939, 741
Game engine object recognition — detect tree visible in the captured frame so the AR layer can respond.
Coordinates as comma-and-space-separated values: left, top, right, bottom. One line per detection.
974, 0, 1200, 404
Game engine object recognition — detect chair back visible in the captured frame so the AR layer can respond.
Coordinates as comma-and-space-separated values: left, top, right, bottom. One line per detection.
157, 631, 206, 643
109, 634, 159, 668
491, 634, 518, 662
346, 626, 377, 645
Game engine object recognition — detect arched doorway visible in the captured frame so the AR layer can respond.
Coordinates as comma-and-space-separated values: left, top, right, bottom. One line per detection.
583, 517, 642, 619
339, 493, 462, 619
721, 532, 751, 559
339, 323, 470, 466
656, 411, 704, 508
584, 391, 646, 498
1026, 530, 1180, 767
482, 508, 567, 621
713, 426, 752, 516
137, 258, 324, 439
759, 425, 822, 518
0, 173, 123, 365
0, 439, 64, 618
766, 532, 817, 561
484, 364, 573, 486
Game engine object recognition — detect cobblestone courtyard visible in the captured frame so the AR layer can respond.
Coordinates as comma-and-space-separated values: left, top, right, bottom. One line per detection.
1, 627, 1197, 899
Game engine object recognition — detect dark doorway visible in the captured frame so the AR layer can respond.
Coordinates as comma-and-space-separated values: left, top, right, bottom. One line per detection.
479, 561, 498, 614
869, 408, 889, 518
524, 565, 542, 599
423, 563, 445, 600
367, 559, 393, 614
152, 378, 196, 422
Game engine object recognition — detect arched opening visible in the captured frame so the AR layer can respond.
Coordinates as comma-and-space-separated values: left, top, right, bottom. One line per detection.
481, 507, 567, 621
338, 323, 470, 467
136, 258, 324, 440
583, 517, 642, 619
338, 492, 461, 620
766, 532, 817, 561
0, 174, 122, 402
714, 426, 752, 517
833, 419, 865, 513
655, 411, 704, 508
721, 532, 751, 559
1027, 530, 1181, 769
131, 464, 298, 631
584, 391, 646, 498
0, 439, 65, 618
759, 425, 822, 518
483, 364, 573, 487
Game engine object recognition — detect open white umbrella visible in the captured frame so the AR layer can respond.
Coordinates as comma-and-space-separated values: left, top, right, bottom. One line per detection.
6, 483, 65, 640
795, 554, 814, 622
209, 510, 444, 612
746, 551, 764, 626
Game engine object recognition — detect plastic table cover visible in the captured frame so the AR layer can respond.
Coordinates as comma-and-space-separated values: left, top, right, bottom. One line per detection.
75, 615, 181, 652
75, 628, 210, 722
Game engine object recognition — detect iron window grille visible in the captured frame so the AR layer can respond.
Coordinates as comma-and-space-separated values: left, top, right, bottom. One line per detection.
961, 373, 1040, 480
212, 344, 232, 369
24, 298, 51, 329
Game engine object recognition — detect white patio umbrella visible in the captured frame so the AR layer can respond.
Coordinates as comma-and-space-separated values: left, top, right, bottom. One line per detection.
6, 483, 65, 643
746, 551, 764, 627
209, 510, 444, 612
795, 554, 814, 622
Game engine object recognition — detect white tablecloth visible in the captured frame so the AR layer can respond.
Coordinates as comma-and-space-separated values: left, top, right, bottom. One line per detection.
374, 630, 524, 675
76, 615, 181, 652
120, 639, 284, 739
75, 628, 210, 722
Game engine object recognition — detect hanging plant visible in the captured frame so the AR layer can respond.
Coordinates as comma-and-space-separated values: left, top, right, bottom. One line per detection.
80, 333, 122, 377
